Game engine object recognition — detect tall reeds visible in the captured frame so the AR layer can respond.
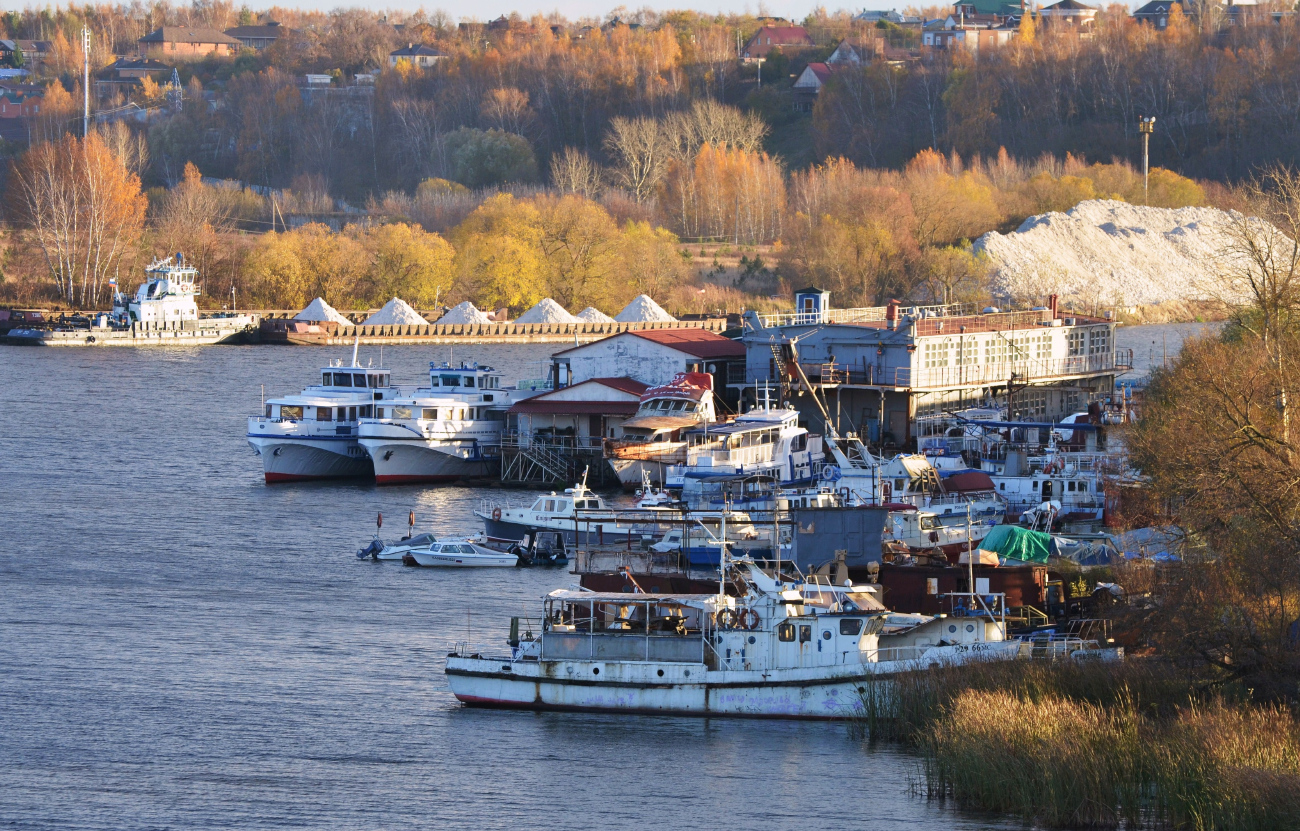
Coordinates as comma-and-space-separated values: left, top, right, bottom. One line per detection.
852, 659, 1300, 830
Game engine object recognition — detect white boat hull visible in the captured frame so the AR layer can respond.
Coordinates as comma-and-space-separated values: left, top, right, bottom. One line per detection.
447, 642, 1021, 718
360, 439, 494, 484
247, 436, 373, 482
404, 548, 517, 567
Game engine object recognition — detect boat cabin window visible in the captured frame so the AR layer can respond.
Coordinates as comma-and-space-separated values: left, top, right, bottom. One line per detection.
840, 619, 863, 636
1032, 481, 1039, 490
669, 401, 685, 412
369, 374, 388, 388
999, 482, 1005, 490
683, 402, 696, 412
422, 408, 438, 420
791, 433, 806, 451
347, 407, 357, 421
544, 499, 556, 512
799, 625, 813, 643
394, 407, 413, 419
350, 373, 365, 387
1068, 481, 1076, 491
317, 407, 333, 421
361, 405, 372, 418
440, 374, 461, 387
464, 376, 476, 388
321, 372, 330, 385
920, 516, 940, 530
280, 405, 303, 420
333, 372, 352, 387
265, 404, 272, 418
778, 623, 795, 642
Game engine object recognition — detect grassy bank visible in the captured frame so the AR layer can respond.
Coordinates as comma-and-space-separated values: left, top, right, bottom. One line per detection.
854, 660, 1300, 830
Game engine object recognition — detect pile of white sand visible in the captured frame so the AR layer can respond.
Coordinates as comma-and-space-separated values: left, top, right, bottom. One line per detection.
514, 298, 578, 324
615, 294, 676, 322
294, 297, 352, 326
362, 298, 429, 326
973, 200, 1259, 307
437, 301, 493, 325
576, 306, 614, 323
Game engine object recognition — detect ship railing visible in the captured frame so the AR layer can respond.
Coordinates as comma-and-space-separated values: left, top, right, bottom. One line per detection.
539, 631, 706, 664
1021, 635, 1102, 660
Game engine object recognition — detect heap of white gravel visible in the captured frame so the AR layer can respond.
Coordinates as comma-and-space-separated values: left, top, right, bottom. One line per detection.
362, 298, 429, 326
576, 306, 615, 323
973, 199, 1267, 307
437, 300, 493, 325
615, 294, 676, 322
294, 297, 352, 326
514, 298, 579, 324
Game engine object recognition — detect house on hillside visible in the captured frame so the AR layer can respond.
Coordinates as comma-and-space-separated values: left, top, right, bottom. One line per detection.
1038, 0, 1099, 28
1132, 0, 1182, 27
0, 85, 41, 117
793, 62, 834, 111
138, 27, 241, 58
854, 9, 922, 25
224, 21, 286, 50
388, 43, 448, 68
94, 57, 171, 100
740, 25, 814, 62
0, 39, 53, 69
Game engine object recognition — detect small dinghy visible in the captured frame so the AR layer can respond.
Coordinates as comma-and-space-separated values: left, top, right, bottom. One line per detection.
358, 532, 438, 561
402, 539, 518, 568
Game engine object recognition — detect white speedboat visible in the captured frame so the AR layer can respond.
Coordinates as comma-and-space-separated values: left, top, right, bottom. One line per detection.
359, 362, 515, 484
402, 540, 518, 567
445, 556, 1023, 718
357, 533, 437, 561
248, 347, 396, 482
605, 372, 721, 488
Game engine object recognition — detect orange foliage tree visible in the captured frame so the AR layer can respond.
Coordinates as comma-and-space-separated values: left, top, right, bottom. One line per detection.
660, 143, 784, 244
10, 132, 147, 306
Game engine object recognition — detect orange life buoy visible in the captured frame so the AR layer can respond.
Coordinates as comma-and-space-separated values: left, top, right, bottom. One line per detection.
738, 608, 761, 630
716, 608, 739, 630
492, 507, 502, 521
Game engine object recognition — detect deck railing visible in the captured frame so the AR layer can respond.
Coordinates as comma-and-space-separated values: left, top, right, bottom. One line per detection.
799, 349, 1133, 390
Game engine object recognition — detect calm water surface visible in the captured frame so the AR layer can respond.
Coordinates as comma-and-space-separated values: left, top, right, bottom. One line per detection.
0, 343, 1027, 830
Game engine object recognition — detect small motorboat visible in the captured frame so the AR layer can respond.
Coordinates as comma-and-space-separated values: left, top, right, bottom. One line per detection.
402, 540, 518, 568
358, 532, 438, 561
510, 531, 569, 567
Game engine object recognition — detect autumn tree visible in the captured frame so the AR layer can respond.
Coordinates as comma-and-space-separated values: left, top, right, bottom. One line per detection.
535, 194, 622, 309
450, 194, 547, 310
10, 132, 147, 306
618, 221, 688, 301
660, 143, 785, 244
550, 147, 603, 198
605, 116, 671, 203
351, 223, 455, 307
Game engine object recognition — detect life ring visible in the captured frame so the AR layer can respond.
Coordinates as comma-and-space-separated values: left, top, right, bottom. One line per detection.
738, 608, 761, 630
716, 608, 739, 630
492, 507, 502, 521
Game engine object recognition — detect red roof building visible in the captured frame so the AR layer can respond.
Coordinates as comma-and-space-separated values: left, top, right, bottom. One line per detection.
741, 26, 814, 61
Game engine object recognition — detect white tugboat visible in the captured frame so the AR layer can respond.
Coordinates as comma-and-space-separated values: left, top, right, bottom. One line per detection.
5, 254, 256, 346
359, 362, 515, 484
604, 372, 720, 489
445, 553, 1021, 718
247, 345, 396, 482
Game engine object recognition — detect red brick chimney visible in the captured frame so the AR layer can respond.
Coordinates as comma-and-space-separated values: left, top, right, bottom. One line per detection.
1048, 293, 1059, 319
886, 299, 900, 329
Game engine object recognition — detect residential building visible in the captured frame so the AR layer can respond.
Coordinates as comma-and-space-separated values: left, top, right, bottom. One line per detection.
388, 43, 448, 68
94, 57, 172, 100
1038, 0, 1099, 28
0, 39, 53, 68
138, 27, 242, 58
549, 328, 745, 409
506, 377, 648, 445
0, 85, 41, 117
224, 21, 286, 50
923, 21, 1017, 51
793, 62, 834, 111
735, 289, 1131, 451
740, 26, 814, 62
853, 9, 922, 25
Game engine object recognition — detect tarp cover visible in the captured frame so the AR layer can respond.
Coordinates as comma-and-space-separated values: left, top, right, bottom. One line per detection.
978, 524, 1053, 564
940, 469, 996, 493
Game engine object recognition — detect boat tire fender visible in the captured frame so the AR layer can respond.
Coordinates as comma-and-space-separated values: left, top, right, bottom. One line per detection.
738, 609, 760, 630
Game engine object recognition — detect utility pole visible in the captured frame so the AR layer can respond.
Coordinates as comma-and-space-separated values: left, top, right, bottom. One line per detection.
1138, 116, 1156, 203
82, 27, 90, 137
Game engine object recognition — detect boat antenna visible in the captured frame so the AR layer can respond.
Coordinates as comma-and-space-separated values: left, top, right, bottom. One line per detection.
351, 330, 360, 367
719, 491, 729, 599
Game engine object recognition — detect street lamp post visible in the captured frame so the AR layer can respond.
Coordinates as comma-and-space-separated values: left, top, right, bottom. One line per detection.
1138, 116, 1156, 202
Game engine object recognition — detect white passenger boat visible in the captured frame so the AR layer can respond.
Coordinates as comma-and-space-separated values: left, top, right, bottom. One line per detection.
605, 372, 721, 488
665, 397, 823, 493
402, 540, 518, 567
357, 533, 437, 561
248, 351, 396, 482
359, 362, 514, 484
445, 556, 1020, 718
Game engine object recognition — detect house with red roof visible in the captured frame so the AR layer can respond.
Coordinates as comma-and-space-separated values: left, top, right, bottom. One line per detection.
793, 62, 834, 111
740, 25, 814, 62
549, 328, 745, 408
507, 377, 649, 446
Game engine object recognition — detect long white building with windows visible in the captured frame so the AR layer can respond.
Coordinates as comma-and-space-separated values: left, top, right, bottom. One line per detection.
736, 289, 1131, 452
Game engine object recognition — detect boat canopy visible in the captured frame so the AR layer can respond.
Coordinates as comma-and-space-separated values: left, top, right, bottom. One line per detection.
978, 525, 1052, 563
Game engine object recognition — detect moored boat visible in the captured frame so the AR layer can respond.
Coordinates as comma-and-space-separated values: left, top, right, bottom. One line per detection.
357, 532, 438, 561
402, 540, 518, 567
604, 372, 720, 488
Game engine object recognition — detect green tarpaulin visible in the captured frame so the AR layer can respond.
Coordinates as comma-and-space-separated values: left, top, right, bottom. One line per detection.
979, 524, 1053, 564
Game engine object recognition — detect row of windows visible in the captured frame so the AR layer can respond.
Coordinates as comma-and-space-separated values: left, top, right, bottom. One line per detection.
270, 404, 374, 421
919, 327, 1109, 368
321, 372, 388, 388
776, 619, 865, 642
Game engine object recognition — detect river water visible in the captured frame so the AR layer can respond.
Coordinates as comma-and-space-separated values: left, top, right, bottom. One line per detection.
0, 342, 1029, 830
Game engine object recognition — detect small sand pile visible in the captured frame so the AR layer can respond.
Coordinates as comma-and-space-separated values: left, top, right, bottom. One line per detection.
362, 298, 429, 326
576, 306, 614, 323
514, 298, 579, 324
973, 200, 1261, 307
615, 294, 676, 322
294, 297, 352, 326
437, 301, 493, 325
